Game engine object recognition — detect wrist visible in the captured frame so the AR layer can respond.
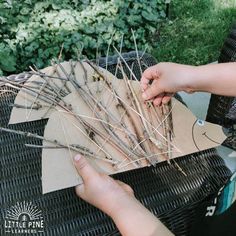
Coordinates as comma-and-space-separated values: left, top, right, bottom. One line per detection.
109, 195, 151, 223
106, 193, 138, 218
181, 65, 199, 93
100, 188, 138, 218
108, 196, 172, 236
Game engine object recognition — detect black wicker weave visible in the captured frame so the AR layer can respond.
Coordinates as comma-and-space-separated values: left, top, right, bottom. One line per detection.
0, 52, 232, 236
206, 24, 236, 150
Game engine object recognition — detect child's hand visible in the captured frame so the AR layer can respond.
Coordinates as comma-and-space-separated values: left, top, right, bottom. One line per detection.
74, 154, 174, 236
141, 62, 196, 106
74, 154, 134, 217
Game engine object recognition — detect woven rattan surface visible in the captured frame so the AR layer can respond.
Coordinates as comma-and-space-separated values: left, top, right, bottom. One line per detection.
0, 52, 232, 236
206, 24, 236, 150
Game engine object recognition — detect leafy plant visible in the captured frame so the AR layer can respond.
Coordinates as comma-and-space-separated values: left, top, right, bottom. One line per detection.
0, 0, 166, 75
153, 0, 236, 65
0, 43, 16, 73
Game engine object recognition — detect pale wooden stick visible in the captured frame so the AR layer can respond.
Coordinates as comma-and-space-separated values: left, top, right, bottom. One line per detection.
0, 127, 116, 164
131, 29, 143, 76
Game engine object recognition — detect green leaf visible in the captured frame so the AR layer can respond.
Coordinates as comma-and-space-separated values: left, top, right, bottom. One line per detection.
20, 7, 30, 15
141, 10, 158, 21
0, 55, 16, 72
0, 0, 167, 73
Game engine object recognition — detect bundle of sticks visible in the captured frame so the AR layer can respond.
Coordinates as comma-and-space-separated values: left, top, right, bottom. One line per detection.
0, 57, 177, 171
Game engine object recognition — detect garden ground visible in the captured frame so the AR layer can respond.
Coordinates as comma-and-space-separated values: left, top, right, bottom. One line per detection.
153, 0, 236, 65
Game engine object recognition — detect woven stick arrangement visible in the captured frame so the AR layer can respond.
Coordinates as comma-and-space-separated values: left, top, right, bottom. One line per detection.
1, 59, 176, 156
0, 50, 226, 193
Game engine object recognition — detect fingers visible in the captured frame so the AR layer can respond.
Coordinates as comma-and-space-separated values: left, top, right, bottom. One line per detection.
75, 183, 84, 197
153, 96, 163, 106
140, 78, 149, 91
162, 95, 172, 104
141, 65, 160, 91
142, 80, 163, 101
152, 94, 173, 106
74, 154, 99, 183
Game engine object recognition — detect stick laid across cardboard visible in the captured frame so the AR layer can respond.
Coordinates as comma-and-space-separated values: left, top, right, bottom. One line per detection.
41, 79, 226, 194
1, 60, 226, 194
8, 61, 115, 124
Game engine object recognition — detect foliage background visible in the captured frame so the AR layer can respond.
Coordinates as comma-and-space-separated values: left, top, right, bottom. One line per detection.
153, 0, 236, 65
0, 0, 235, 76
0, 0, 166, 76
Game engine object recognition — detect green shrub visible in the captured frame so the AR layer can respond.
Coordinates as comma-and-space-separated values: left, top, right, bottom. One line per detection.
0, 0, 166, 75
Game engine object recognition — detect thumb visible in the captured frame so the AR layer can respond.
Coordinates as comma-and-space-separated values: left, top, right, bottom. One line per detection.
141, 65, 161, 91
74, 154, 99, 183
142, 80, 163, 101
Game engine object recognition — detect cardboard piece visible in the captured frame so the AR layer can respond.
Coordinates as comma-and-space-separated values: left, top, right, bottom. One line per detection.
42, 79, 226, 194
6, 59, 225, 194
9, 61, 115, 124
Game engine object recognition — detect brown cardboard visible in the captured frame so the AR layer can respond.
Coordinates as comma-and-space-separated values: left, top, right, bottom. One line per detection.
9, 61, 115, 124
42, 79, 226, 194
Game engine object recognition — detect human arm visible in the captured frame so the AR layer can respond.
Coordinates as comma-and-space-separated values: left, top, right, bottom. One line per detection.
74, 155, 173, 236
141, 62, 236, 105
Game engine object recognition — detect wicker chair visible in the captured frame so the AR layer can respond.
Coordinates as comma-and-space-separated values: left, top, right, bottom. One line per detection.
0, 52, 232, 236
206, 23, 236, 150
